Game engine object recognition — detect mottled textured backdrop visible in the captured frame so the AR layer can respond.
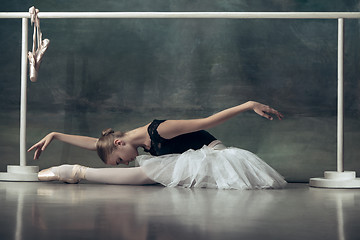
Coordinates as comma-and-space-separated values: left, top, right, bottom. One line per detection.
1, 0, 360, 182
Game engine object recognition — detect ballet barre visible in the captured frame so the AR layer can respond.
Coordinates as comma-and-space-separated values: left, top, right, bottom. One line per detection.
1, 11, 360, 19
0, 10, 359, 188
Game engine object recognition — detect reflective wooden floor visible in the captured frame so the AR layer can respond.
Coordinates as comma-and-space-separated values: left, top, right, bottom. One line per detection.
0, 182, 359, 240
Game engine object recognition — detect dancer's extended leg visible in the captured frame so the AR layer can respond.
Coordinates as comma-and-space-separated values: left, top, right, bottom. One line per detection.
38, 165, 155, 185
85, 167, 155, 185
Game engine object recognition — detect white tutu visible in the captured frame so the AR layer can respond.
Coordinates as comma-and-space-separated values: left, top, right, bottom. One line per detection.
136, 145, 287, 190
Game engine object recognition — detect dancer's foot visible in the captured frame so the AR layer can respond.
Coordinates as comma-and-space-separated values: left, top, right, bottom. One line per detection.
38, 165, 88, 184
37, 167, 58, 181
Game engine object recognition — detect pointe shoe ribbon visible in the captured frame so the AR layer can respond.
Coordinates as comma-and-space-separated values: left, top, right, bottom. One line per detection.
61, 165, 88, 184
28, 6, 50, 82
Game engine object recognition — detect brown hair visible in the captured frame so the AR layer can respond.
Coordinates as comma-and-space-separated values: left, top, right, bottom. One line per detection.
96, 128, 125, 163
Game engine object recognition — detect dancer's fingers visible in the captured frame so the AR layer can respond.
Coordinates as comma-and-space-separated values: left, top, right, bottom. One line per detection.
276, 111, 284, 120
28, 142, 41, 152
264, 106, 284, 120
263, 113, 273, 120
27, 144, 36, 152
254, 105, 284, 121
34, 148, 41, 160
273, 109, 284, 120
271, 109, 283, 120
254, 108, 273, 120
28, 141, 46, 160
41, 141, 50, 151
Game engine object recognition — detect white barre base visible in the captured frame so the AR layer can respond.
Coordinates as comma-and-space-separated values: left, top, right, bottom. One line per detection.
0, 165, 39, 182
309, 171, 360, 188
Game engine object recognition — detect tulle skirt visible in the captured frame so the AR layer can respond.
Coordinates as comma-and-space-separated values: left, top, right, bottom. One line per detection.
136, 145, 287, 190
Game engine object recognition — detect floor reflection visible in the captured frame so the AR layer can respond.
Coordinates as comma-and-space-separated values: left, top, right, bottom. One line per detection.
1, 182, 360, 240
15, 187, 24, 240
309, 187, 357, 240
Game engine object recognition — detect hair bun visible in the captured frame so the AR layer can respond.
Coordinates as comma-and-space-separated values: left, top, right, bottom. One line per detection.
101, 128, 114, 137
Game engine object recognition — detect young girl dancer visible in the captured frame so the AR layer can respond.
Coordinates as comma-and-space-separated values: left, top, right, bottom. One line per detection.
28, 101, 287, 190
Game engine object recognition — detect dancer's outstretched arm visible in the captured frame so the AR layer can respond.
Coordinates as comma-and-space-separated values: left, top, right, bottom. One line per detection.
157, 101, 283, 139
28, 132, 97, 160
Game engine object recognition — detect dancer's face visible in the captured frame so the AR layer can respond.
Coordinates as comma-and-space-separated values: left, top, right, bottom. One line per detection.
107, 140, 138, 166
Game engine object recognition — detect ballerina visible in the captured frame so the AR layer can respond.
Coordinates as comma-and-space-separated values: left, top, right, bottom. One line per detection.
28, 101, 287, 190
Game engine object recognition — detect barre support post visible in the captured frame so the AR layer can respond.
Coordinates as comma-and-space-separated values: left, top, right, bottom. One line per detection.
309, 18, 360, 188
0, 18, 39, 181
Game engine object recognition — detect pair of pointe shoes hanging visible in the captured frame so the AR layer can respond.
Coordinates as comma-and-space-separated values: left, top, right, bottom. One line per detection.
28, 6, 50, 82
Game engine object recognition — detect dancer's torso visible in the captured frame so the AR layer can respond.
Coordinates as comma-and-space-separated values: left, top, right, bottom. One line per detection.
144, 119, 217, 156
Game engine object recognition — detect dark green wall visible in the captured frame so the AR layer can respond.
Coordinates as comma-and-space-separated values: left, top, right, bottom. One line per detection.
1, 0, 360, 182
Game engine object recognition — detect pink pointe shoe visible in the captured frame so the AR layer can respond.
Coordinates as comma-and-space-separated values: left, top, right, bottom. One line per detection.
28, 52, 38, 82
35, 38, 50, 70
28, 6, 50, 82
38, 165, 87, 184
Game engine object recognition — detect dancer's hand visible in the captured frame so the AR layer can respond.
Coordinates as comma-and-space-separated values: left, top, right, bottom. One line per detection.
27, 132, 55, 160
249, 101, 284, 120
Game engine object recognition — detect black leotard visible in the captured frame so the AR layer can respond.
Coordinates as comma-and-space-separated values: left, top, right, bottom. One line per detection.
144, 119, 217, 156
